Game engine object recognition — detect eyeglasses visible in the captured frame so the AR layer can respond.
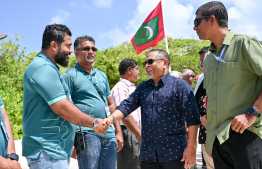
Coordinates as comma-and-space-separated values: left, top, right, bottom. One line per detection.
143, 59, 164, 67
77, 46, 97, 52
194, 16, 211, 27
188, 75, 195, 78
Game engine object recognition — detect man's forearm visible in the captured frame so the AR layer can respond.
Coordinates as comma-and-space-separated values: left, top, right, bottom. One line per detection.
50, 99, 94, 127
107, 109, 125, 124
187, 125, 198, 148
122, 115, 141, 140
252, 88, 262, 113
113, 120, 122, 134
2, 108, 16, 154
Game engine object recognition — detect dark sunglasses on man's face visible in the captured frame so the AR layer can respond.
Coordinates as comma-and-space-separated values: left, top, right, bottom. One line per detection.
194, 16, 211, 27
77, 46, 98, 52
143, 59, 164, 67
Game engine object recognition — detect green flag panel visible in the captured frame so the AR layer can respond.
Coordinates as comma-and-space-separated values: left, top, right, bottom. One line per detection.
134, 16, 159, 46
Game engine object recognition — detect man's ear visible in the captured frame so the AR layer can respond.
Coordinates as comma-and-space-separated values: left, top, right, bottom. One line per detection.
127, 67, 132, 74
210, 15, 216, 24
74, 50, 79, 59
50, 41, 58, 52
163, 59, 169, 68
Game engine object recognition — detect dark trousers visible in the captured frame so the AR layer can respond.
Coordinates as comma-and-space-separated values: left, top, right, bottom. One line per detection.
212, 129, 262, 169
141, 150, 184, 169
117, 126, 141, 169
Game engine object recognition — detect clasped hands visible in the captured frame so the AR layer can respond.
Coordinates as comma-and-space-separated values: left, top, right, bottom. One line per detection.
92, 117, 114, 135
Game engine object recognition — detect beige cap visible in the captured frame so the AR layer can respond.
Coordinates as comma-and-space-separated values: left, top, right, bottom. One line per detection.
0, 34, 7, 40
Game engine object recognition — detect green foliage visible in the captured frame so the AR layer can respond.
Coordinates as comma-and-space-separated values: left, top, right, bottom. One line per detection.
0, 35, 210, 139
0, 35, 35, 139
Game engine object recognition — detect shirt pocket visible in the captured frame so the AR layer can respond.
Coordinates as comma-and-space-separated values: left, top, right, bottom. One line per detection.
219, 62, 242, 84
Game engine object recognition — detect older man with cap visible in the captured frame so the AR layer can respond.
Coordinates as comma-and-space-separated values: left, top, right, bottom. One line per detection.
0, 34, 21, 168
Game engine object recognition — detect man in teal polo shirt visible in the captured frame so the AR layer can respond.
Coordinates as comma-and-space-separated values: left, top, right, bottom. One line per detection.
63, 35, 123, 169
194, 1, 262, 169
22, 25, 110, 169
0, 34, 21, 168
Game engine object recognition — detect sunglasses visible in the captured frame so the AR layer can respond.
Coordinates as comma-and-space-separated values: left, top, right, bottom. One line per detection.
189, 75, 195, 78
77, 46, 97, 52
194, 16, 211, 27
143, 59, 164, 67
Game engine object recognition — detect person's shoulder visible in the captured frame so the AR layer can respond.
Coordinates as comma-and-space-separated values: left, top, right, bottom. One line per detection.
137, 79, 151, 89
95, 69, 108, 80
25, 59, 57, 78
234, 32, 257, 42
64, 66, 77, 75
170, 76, 190, 88
111, 81, 122, 91
168, 75, 185, 84
95, 68, 106, 76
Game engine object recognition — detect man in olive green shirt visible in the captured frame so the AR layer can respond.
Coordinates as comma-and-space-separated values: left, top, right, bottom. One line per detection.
194, 1, 262, 169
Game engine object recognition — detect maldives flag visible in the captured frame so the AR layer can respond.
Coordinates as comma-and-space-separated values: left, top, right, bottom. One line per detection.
131, 1, 165, 55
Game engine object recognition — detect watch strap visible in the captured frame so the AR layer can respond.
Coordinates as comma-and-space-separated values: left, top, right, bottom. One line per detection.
109, 114, 115, 124
6, 153, 19, 161
248, 107, 261, 117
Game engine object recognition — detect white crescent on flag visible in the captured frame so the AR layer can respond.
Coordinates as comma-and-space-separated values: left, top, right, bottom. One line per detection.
144, 26, 153, 39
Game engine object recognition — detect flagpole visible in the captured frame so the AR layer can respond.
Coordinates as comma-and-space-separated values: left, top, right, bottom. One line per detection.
160, 0, 171, 72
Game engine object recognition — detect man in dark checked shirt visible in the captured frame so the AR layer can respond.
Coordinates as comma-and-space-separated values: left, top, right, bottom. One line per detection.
104, 49, 200, 169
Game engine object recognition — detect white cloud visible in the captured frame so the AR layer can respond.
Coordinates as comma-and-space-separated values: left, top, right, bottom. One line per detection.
92, 0, 113, 8
98, 27, 131, 48
228, 7, 242, 19
99, 0, 195, 47
50, 10, 71, 24
99, 0, 262, 48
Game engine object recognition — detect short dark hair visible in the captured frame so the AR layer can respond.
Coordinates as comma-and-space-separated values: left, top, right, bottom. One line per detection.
147, 49, 170, 65
119, 59, 138, 76
42, 24, 72, 50
199, 47, 209, 54
74, 35, 95, 50
196, 1, 228, 27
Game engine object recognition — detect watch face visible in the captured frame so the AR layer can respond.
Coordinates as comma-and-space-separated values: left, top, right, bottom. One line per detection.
94, 119, 99, 127
248, 107, 255, 115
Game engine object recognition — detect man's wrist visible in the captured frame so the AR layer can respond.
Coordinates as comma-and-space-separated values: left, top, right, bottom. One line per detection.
247, 107, 260, 117
109, 114, 115, 124
91, 118, 99, 129
6, 153, 19, 161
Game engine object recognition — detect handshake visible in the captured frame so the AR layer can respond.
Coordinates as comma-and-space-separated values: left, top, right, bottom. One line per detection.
92, 115, 115, 135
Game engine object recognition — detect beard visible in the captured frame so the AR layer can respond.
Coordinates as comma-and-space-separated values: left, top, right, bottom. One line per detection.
54, 46, 70, 67
148, 74, 154, 79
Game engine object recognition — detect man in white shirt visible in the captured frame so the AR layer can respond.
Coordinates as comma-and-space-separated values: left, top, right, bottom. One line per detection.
111, 59, 141, 169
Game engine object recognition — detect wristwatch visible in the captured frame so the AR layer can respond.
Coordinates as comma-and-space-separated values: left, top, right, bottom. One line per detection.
91, 118, 99, 129
247, 107, 260, 117
6, 153, 19, 161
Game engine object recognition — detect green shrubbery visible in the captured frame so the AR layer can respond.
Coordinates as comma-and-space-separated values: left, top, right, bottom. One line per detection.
0, 36, 210, 139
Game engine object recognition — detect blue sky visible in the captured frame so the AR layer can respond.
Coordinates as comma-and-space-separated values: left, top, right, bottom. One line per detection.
1, 0, 262, 54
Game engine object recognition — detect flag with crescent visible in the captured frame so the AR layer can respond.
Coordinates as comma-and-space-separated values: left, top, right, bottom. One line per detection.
131, 1, 165, 55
